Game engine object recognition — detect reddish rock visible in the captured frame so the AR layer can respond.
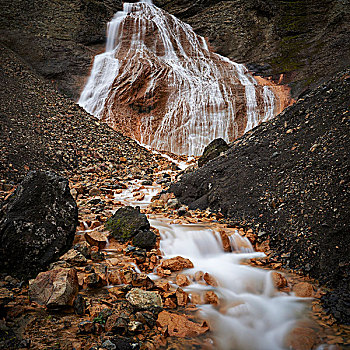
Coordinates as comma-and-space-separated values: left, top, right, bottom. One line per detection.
293, 282, 314, 297
84, 231, 108, 249
285, 327, 317, 350
160, 256, 194, 272
176, 274, 190, 287
271, 272, 288, 289
194, 271, 204, 281
176, 288, 189, 307
205, 291, 219, 305
219, 230, 231, 252
156, 311, 209, 337
164, 298, 177, 309
29, 268, 79, 308
203, 273, 218, 287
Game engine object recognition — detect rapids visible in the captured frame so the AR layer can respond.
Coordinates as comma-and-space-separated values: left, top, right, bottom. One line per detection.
79, 1, 286, 156
108, 172, 308, 350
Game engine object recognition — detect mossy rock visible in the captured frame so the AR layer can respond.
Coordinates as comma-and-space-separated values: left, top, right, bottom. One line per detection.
105, 206, 150, 242
132, 230, 157, 250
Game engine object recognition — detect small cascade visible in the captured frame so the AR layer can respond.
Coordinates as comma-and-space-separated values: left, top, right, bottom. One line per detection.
152, 218, 306, 350
79, 0, 288, 156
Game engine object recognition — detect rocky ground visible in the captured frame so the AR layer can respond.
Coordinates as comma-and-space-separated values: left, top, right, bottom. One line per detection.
1, 167, 350, 349
170, 70, 350, 324
0, 44, 174, 188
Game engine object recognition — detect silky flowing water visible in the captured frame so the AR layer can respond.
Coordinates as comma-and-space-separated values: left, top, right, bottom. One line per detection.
107, 173, 308, 350
78, 0, 283, 156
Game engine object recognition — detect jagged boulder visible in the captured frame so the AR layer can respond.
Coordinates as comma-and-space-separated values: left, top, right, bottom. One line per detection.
105, 206, 156, 249
198, 138, 229, 167
29, 268, 79, 309
0, 171, 78, 279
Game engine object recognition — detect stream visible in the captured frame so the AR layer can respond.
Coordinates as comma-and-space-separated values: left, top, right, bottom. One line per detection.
105, 167, 309, 350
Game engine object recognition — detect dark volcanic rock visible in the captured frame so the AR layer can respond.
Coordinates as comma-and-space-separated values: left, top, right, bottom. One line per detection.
170, 70, 350, 322
198, 138, 229, 167
132, 230, 157, 250
105, 206, 150, 243
0, 171, 78, 279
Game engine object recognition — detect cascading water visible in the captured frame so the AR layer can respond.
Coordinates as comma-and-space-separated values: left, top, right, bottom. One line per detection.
79, 0, 285, 156
153, 219, 306, 350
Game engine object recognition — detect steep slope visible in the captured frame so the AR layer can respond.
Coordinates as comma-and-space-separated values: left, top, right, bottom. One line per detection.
170, 70, 350, 322
0, 44, 168, 185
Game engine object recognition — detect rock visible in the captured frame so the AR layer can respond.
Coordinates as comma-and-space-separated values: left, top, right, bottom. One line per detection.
74, 294, 86, 315
293, 282, 314, 297
126, 288, 163, 311
0, 171, 78, 279
60, 248, 87, 266
102, 340, 116, 350
176, 288, 189, 307
78, 321, 95, 334
0, 287, 14, 308
74, 241, 91, 258
285, 327, 317, 350
160, 256, 194, 272
156, 311, 209, 337
29, 268, 79, 308
203, 273, 218, 287
131, 273, 155, 290
105, 206, 150, 242
176, 274, 190, 287
132, 230, 157, 250
204, 291, 219, 305
166, 199, 179, 209
271, 272, 287, 289
105, 314, 128, 334
84, 231, 108, 249
198, 138, 229, 167
89, 188, 101, 196
85, 273, 103, 288
128, 320, 143, 333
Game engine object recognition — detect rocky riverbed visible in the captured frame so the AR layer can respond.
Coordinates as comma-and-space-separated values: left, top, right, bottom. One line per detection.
0, 164, 349, 349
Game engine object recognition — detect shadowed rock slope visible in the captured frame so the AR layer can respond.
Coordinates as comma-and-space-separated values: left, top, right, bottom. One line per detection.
170, 70, 350, 322
0, 0, 122, 99
0, 44, 168, 185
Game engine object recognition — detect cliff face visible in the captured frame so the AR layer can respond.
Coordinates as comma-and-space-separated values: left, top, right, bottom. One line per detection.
1, 0, 348, 99
0, 0, 122, 99
154, 0, 350, 98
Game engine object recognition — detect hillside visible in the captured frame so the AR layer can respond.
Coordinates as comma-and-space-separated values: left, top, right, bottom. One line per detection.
0, 44, 169, 186
170, 70, 350, 323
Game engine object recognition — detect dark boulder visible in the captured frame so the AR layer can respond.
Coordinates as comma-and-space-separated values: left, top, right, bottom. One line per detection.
198, 138, 229, 167
105, 206, 149, 243
132, 230, 157, 250
0, 171, 78, 279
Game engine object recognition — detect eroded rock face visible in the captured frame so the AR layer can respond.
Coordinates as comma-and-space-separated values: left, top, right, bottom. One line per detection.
79, 2, 289, 156
0, 171, 78, 279
29, 268, 79, 309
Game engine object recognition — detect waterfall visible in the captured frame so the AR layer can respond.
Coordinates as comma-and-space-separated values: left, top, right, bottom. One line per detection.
79, 1, 277, 156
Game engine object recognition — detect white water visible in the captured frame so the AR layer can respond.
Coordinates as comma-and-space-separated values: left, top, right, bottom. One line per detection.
106, 175, 307, 350
153, 219, 306, 350
79, 0, 276, 156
